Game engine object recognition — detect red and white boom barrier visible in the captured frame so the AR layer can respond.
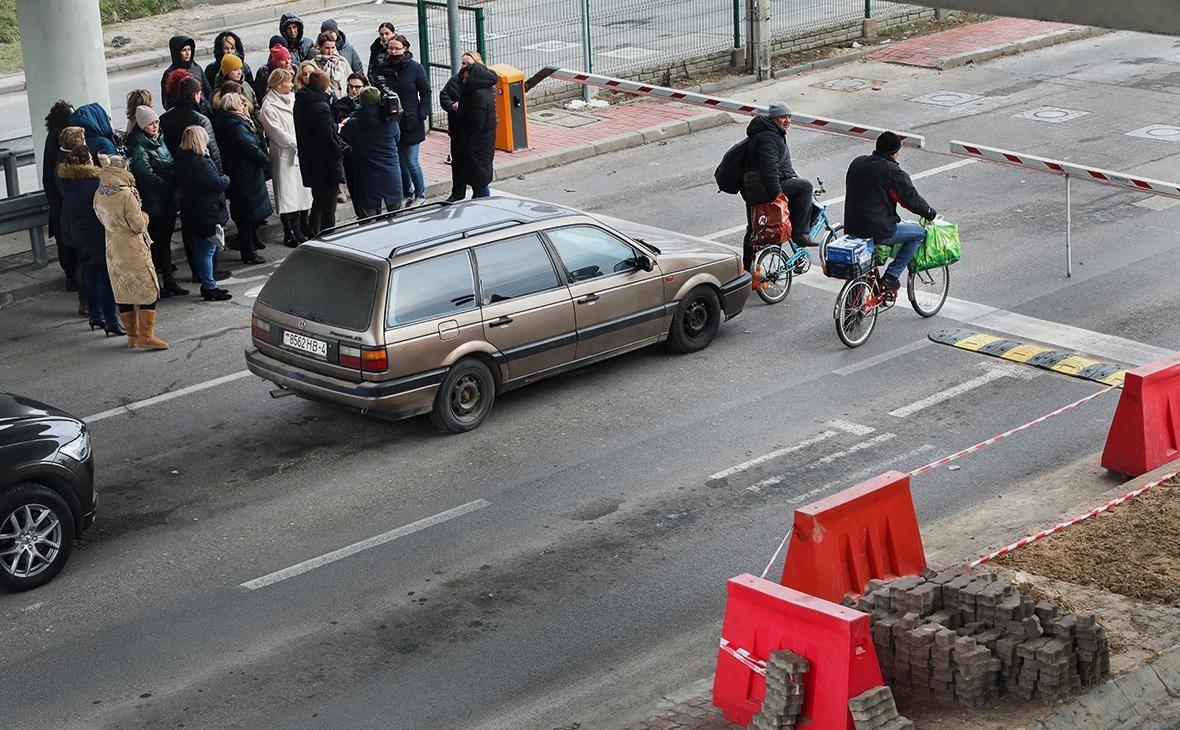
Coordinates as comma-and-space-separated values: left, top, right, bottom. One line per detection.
527, 65, 925, 149
949, 140, 1180, 276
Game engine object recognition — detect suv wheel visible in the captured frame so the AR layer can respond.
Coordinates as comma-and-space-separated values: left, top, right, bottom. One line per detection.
0, 483, 75, 592
430, 359, 497, 433
667, 285, 721, 353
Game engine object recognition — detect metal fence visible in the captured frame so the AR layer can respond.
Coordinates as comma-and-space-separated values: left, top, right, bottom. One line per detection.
417, 1, 488, 129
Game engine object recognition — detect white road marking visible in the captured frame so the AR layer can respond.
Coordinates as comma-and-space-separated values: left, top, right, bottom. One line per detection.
746, 432, 898, 493
834, 339, 931, 376
828, 419, 875, 436
241, 499, 492, 591
702, 159, 976, 240
785, 444, 936, 505
84, 371, 253, 424
244, 285, 265, 299
223, 273, 271, 285
888, 362, 1034, 419
709, 430, 838, 481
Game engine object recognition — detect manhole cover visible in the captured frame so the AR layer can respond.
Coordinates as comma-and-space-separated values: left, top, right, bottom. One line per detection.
1126, 124, 1180, 142
908, 90, 983, 107
1013, 106, 1089, 124
601, 46, 659, 60
529, 110, 600, 128
522, 40, 579, 53
813, 77, 883, 92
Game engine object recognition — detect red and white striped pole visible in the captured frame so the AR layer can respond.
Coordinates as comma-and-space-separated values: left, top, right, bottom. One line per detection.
528, 66, 926, 148
971, 468, 1179, 567
949, 140, 1180, 277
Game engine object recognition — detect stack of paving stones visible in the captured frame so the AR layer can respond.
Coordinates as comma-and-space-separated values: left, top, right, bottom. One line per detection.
848, 685, 914, 729
750, 649, 809, 729
843, 568, 1110, 707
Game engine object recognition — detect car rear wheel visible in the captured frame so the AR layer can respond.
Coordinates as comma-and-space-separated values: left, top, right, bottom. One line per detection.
668, 285, 721, 353
0, 483, 75, 592
431, 358, 497, 433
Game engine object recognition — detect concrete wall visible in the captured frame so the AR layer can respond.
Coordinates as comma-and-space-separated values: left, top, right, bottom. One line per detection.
902, 0, 1180, 35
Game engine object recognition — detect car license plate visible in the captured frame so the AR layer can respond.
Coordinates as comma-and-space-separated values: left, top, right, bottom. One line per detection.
282, 330, 328, 359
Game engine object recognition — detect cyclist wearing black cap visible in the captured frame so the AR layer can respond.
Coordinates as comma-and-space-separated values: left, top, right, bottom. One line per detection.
843, 131, 937, 291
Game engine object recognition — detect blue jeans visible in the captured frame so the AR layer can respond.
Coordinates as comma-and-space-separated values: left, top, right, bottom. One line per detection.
398, 142, 426, 199
190, 237, 219, 290
875, 222, 926, 280
84, 262, 116, 324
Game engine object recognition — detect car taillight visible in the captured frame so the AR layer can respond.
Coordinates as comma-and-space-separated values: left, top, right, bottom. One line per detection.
339, 345, 388, 372
252, 315, 271, 342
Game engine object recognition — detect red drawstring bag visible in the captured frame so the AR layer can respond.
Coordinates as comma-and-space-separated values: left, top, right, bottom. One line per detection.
751, 194, 791, 246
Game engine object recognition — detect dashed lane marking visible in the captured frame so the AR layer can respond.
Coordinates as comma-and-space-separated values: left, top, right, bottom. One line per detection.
707, 420, 875, 482
888, 362, 1037, 419
84, 371, 253, 424
746, 433, 899, 493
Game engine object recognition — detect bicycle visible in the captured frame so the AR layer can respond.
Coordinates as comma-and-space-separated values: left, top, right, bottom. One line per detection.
752, 178, 844, 305
833, 238, 950, 348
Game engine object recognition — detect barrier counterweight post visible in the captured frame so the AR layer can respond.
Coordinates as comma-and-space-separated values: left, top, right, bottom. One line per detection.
580, 0, 593, 103
1065, 173, 1072, 278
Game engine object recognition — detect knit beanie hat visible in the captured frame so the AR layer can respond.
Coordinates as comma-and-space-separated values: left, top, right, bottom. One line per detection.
875, 131, 902, 155
134, 105, 159, 130
220, 53, 244, 76
270, 43, 291, 67
358, 86, 382, 107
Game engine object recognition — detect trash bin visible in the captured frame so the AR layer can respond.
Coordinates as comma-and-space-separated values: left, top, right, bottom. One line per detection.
489, 63, 528, 152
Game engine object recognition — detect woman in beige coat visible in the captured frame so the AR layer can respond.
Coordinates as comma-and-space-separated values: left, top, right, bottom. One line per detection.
93, 157, 169, 350
259, 68, 313, 246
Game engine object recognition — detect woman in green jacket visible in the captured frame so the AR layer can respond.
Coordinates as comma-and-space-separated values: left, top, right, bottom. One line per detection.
126, 105, 188, 296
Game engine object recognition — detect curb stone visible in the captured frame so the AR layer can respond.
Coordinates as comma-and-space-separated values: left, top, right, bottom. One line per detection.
1035, 643, 1180, 730
0, 110, 731, 308
935, 26, 1110, 70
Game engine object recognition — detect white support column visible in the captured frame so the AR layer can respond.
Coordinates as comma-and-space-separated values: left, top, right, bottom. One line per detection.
18, 0, 111, 181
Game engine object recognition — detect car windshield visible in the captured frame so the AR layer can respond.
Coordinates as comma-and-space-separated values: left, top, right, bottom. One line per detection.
258, 249, 379, 331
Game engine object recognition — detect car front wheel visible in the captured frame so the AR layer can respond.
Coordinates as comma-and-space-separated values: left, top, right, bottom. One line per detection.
0, 483, 76, 592
430, 358, 497, 433
668, 285, 721, 353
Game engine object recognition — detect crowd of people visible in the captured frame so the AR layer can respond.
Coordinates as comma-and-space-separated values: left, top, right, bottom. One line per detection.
40, 13, 502, 349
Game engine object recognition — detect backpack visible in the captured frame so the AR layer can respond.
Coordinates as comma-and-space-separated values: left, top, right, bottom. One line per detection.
714, 138, 748, 194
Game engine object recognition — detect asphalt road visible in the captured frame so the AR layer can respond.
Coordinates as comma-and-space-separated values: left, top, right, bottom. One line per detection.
2, 29, 1179, 729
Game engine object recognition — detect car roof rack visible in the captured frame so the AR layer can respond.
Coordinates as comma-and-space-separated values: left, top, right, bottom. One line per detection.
316, 199, 457, 238
388, 219, 527, 258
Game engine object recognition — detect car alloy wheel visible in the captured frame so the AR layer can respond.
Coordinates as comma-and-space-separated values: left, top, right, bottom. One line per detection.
0, 502, 63, 581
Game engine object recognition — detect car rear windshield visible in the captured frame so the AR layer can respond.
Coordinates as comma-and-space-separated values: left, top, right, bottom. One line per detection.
258, 248, 379, 331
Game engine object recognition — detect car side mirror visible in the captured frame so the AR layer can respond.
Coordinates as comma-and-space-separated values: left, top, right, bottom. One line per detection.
636, 254, 655, 272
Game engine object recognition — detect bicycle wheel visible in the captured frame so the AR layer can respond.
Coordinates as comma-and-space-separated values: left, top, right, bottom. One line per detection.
754, 245, 792, 304
907, 265, 949, 317
819, 224, 843, 267
835, 278, 877, 348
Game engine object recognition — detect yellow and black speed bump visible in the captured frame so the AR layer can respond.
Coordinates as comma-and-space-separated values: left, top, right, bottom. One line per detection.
927, 327, 1126, 387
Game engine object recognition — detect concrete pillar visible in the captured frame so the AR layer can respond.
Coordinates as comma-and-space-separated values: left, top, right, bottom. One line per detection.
17, 0, 111, 183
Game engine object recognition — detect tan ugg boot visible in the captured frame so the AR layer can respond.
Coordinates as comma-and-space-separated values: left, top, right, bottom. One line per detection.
118, 310, 139, 348
135, 309, 170, 350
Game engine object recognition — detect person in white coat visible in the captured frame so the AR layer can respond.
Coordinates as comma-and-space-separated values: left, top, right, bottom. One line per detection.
259, 69, 314, 246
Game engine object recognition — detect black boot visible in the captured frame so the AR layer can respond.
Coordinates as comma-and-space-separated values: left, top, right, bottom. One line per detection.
297, 210, 311, 243
281, 213, 300, 247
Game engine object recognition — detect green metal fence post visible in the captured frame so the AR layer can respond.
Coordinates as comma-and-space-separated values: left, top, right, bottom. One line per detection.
475, 7, 487, 62
864, 0, 872, 19
733, 0, 741, 47
417, 0, 430, 69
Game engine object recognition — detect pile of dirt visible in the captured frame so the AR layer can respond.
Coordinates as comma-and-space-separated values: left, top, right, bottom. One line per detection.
996, 478, 1179, 607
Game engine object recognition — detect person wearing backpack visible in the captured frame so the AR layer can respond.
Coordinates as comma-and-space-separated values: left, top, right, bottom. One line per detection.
718, 102, 818, 272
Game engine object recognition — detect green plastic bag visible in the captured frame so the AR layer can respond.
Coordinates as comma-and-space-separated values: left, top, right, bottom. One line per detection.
873, 243, 891, 267
910, 218, 960, 272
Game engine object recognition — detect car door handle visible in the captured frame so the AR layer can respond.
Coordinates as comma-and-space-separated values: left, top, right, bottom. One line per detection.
489, 315, 513, 327
577, 293, 600, 304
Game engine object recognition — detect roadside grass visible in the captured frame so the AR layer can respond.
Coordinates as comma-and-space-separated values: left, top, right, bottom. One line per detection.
0, 0, 180, 74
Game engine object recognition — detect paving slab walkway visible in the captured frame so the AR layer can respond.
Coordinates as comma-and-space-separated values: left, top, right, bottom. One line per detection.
872, 18, 1082, 69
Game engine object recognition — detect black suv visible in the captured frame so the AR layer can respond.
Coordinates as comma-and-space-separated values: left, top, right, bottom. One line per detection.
0, 394, 96, 591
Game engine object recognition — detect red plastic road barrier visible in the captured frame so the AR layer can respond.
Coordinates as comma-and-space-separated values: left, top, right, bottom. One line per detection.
713, 574, 883, 729
779, 471, 926, 603
1101, 352, 1180, 477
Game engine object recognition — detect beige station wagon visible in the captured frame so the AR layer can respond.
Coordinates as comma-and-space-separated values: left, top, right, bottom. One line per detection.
246, 196, 751, 432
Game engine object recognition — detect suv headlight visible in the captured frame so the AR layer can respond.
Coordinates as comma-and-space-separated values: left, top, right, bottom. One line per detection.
59, 430, 91, 462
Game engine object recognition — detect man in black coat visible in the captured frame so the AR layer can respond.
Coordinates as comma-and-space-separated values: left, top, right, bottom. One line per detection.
160, 76, 222, 172
742, 102, 818, 257
844, 131, 938, 291
160, 35, 213, 110
294, 71, 345, 236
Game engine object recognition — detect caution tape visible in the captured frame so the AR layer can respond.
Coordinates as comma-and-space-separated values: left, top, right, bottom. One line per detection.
906, 385, 1118, 477
720, 637, 768, 676
529, 65, 925, 148
970, 468, 1180, 567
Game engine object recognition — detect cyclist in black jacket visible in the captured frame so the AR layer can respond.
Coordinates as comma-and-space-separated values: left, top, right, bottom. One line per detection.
844, 131, 937, 291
